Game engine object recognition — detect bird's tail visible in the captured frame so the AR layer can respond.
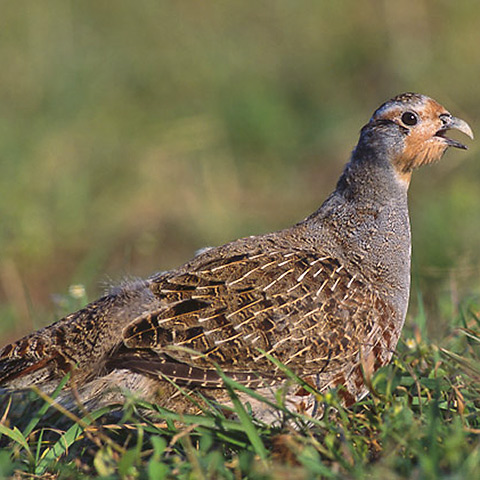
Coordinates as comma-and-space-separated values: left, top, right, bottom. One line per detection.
0, 278, 157, 394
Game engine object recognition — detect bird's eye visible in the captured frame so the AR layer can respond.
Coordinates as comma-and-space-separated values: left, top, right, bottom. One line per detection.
401, 111, 418, 126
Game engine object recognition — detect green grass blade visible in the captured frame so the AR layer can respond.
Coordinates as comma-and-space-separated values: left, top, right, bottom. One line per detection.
34, 406, 113, 475
0, 424, 32, 460
23, 373, 71, 438
215, 368, 269, 464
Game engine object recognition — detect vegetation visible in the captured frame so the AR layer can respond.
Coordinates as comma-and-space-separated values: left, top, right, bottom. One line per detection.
2, 293, 480, 478
1, 1, 480, 478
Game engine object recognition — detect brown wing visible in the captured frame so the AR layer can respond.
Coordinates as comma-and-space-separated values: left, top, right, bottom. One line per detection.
122, 247, 395, 389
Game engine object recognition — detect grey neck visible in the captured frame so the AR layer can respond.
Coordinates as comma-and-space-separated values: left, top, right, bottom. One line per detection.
301, 146, 412, 319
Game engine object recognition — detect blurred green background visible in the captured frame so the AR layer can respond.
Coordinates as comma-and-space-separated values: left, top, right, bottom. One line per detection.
1, 0, 480, 342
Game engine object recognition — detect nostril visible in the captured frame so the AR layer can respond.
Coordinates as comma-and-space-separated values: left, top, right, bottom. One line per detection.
439, 113, 452, 125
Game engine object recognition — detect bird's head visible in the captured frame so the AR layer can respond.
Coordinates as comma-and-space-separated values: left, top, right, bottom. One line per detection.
359, 92, 473, 185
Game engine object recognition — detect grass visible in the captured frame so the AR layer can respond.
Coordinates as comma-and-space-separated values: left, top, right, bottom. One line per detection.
2, 290, 480, 479
1, 1, 480, 342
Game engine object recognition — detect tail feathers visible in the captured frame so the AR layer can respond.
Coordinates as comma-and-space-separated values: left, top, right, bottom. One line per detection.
0, 334, 67, 390
0, 356, 28, 384
0, 353, 59, 388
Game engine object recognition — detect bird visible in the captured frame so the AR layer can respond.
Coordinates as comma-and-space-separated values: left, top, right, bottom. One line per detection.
0, 93, 473, 423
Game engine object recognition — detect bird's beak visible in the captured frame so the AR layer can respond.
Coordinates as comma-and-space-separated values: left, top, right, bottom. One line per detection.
436, 115, 474, 150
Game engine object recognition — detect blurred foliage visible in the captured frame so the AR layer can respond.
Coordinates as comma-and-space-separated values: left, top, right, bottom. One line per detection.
0, 0, 480, 340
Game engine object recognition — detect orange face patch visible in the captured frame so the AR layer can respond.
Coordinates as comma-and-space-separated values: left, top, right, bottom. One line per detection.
372, 97, 452, 176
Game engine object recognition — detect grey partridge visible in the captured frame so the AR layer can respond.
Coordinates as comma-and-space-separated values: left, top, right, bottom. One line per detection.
0, 93, 473, 423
